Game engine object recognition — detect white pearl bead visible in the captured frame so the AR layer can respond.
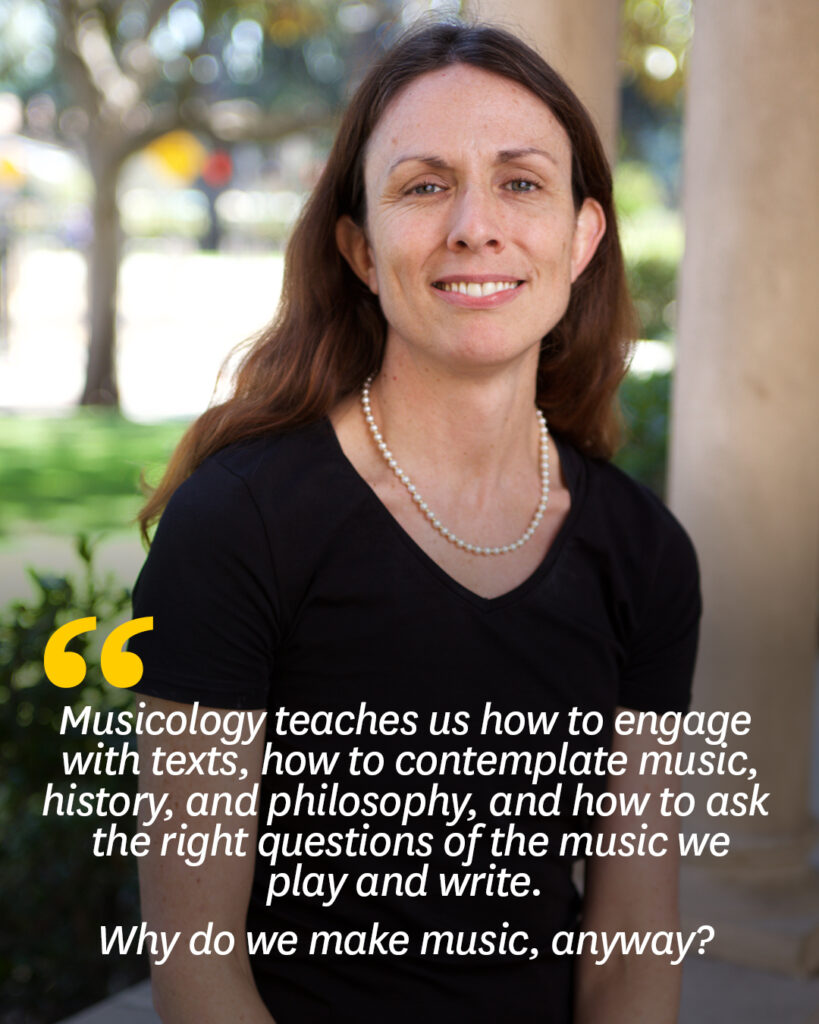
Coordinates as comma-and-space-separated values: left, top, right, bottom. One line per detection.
361, 375, 549, 558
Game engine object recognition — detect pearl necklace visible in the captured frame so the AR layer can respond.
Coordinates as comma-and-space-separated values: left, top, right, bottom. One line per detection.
360, 375, 550, 556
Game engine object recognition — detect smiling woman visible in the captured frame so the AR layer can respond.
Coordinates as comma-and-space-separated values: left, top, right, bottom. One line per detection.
335, 65, 604, 384
129, 19, 700, 1024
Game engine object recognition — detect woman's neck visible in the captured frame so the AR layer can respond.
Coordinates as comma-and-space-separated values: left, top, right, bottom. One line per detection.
371, 343, 543, 497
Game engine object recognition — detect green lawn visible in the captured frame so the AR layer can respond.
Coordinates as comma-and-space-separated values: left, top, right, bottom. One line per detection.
0, 412, 188, 539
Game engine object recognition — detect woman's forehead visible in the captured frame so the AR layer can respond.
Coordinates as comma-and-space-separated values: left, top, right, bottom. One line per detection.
364, 64, 572, 180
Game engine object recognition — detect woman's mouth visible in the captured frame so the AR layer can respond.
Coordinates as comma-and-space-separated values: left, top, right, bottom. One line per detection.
430, 278, 525, 308
432, 280, 523, 297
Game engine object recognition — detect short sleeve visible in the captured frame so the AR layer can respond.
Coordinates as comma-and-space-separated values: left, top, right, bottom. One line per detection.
618, 515, 701, 713
129, 457, 280, 709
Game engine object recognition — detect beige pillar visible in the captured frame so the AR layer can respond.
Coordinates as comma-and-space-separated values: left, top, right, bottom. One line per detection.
468, 0, 622, 161
669, 0, 819, 974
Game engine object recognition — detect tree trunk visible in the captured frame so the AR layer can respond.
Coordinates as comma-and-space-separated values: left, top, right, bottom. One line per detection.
81, 161, 122, 407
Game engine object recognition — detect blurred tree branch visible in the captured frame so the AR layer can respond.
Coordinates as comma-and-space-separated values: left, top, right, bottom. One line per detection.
5, 0, 392, 406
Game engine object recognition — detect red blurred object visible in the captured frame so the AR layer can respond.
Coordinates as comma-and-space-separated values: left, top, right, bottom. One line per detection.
202, 150, 233, 188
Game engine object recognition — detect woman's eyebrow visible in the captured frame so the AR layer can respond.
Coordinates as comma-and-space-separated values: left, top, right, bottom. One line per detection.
386, 147, 558, 176
387, 154, 449, 174
497, 146, 559, 167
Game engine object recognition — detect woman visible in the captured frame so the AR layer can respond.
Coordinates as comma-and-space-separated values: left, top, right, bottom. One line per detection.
131, 20, 700, 1024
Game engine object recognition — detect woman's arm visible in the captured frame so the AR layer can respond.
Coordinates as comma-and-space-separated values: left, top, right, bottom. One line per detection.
574, 723, 682, 1024
137, 696, 275, 1023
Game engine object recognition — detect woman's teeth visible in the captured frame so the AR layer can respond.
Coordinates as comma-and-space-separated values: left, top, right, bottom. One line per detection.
435, 281, 519, 297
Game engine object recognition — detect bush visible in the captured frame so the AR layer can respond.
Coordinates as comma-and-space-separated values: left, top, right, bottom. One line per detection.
0, 537, 146, 1024
616, 370, 671, 497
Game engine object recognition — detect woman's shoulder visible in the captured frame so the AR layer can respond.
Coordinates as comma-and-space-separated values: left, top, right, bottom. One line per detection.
154, 417, 365, 571
560, 439, 698, 580
206, 418, 337, 487
137, 421, 345, 636
165, 419, 337, 510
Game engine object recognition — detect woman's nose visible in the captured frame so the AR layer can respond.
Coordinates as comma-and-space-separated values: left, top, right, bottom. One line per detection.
446, 187, 504, 253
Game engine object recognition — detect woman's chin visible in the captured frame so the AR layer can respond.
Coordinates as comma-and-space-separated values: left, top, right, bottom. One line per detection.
403, 337, 542, 379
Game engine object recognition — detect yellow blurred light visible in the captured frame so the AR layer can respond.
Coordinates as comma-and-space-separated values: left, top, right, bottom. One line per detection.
0, 156, 24, 185
269, 16, 301, 45
144, 130, 207, 183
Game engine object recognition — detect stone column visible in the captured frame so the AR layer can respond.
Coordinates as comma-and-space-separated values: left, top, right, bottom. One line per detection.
669, 0, 819, 974
468, 0, 622, 162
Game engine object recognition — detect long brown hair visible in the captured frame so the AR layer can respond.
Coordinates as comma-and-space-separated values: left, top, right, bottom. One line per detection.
139, 20, 635, 542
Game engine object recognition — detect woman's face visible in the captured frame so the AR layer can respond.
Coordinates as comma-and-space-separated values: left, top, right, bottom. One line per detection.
337, 64, 605, 377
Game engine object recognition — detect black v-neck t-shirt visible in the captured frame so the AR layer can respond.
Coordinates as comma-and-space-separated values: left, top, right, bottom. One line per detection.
131, 418, 700, 1024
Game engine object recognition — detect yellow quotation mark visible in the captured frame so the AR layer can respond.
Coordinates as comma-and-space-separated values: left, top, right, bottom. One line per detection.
43, 617, 153, 689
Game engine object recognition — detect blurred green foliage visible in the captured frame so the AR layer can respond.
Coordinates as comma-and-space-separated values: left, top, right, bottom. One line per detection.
616, 370, 671, 497
611, 158, 678, 496
615, 161, 683, 342
0, 413, 187, 538
612, 160, 666, 218
0, 537, 145, 1023
620, 0, 693, 106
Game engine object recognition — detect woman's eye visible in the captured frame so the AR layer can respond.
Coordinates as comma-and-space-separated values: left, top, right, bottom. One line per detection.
505, 179, 539, 193
409, 182, 444, 195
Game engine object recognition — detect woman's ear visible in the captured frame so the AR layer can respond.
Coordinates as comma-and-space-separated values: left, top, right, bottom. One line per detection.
336, 216, 378, 294
570, 198, 606, 282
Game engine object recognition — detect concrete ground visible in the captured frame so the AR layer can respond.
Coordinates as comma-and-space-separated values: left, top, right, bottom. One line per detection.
680, 958, 819, 1023
0, 244, 286, 422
